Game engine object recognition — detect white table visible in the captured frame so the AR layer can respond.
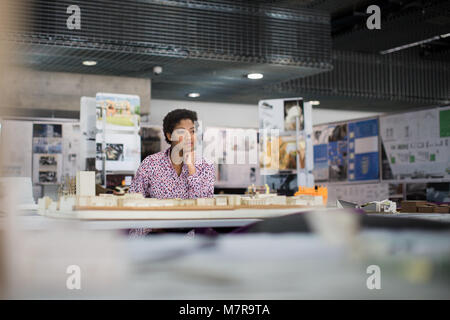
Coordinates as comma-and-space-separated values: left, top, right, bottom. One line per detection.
10, 214, 261, 230
6, 210, 450, 231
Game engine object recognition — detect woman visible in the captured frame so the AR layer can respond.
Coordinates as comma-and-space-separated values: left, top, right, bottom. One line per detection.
128, 109, 215, 236
130, 108, 214, 198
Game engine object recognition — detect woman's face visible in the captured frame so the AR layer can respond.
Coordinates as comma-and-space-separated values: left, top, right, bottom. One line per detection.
167, 119, 196, 150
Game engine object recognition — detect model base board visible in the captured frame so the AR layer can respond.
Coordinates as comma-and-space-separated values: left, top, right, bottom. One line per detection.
37, 192, 325, 220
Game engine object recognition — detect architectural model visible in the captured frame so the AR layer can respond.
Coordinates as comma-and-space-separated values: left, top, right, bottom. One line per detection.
38, 171, 327, 216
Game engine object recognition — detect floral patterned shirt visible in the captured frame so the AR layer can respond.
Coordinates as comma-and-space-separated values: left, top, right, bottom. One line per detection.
129, 147, 215, 199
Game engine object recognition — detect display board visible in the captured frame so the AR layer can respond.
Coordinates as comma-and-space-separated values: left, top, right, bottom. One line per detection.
312, 124, 330, 181
62, 123, 82, 177
440, 107, 450, 138
95, 93, 141, 173
32, 123, 63, 184
380, 107, 449, 180
326, 182, 389, 205
327, 123, 348, 182
95, 93, 140, 130
258, 97, 314, 187
95, 133, 141, 172
348, 118, 379, 181
312, 117, 380, 183
258, 99, 285, 131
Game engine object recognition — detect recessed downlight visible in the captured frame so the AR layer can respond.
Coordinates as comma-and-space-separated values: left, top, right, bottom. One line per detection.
187, 92, 200, 98
247, 73, 263, 80
82, 60, 97, 66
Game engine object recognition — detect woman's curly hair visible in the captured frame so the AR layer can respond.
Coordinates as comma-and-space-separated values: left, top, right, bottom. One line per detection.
163, 109, 198, 143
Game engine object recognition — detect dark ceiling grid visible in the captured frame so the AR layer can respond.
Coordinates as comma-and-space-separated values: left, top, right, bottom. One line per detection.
4, 0, 450, 111
19, 0, 331, 66
7, 0, 333, 106
269, 49, 450, 105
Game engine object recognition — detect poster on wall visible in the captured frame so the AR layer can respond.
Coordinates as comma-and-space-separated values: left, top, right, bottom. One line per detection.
439, 107, 450, 176
258, 98, 314, 187
258, 99, 284, 131
327, 183, 389, 205
440, 107, 450, 138
380, 107, 449, 179
95, 93, 141, 174
328, 123, 348, 182
32, 124, 63, 154
62, 123, 82, 178
95, 133, 141, 172
32, 154, 62, 184
279, 136, 303, 170
96, 93, 140, 130
258, 98, 306, 133
312, 125, 331, 181
32, 123, 63, 183
259, 135, 306, 172
259, 134, 279, 175
348, 118, 379, 181
283, 99, 304, 131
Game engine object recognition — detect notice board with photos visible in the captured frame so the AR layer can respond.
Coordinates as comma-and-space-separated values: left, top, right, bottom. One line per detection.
258, 97, 314, 187
1, 120, 81, 186
32, 123, 63, 184
311, 106, 449, 184
95, 93, 141, 173
312, 117, 380, 183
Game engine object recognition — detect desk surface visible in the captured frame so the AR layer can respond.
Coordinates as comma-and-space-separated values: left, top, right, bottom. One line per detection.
6, 210, 450, 231
13, 214, 261, 230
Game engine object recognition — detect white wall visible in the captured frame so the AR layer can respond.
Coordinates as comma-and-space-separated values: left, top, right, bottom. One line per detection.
149, 99, 384, 128
148, 99, 258, 128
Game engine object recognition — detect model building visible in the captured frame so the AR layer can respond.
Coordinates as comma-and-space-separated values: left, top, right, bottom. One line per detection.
38, 171, 327, 215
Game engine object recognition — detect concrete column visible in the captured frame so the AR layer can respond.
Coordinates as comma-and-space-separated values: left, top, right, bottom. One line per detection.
1, 69, 151, 118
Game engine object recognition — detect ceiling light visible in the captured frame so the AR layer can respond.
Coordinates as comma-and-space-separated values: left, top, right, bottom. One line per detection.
380, 33, 450, 54
82, 60, 97, 66
309, 100, 320, 106
187, 92, 200, 98
247, 73, 263, 80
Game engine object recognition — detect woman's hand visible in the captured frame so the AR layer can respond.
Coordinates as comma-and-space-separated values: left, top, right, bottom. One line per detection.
177, 130, 196, 175
183, 149, 196, 175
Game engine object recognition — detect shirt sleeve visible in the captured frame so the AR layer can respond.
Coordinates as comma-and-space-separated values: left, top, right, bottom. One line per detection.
187, 161, 215, 199
129, 157, 151, 197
